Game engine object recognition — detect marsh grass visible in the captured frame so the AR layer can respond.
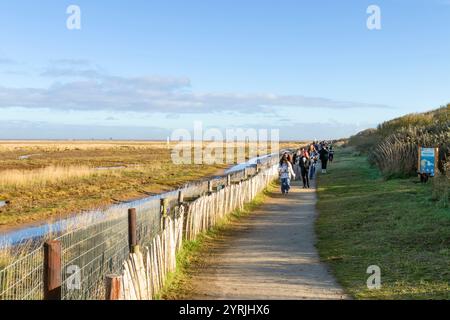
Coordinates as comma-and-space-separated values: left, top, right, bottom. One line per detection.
0, 141, 225, 227
0, 237, 46, 271
0, 140, 302, 227
0, 165, 126, 188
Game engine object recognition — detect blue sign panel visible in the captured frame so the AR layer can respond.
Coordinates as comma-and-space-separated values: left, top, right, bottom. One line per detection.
419, 147, 436, 176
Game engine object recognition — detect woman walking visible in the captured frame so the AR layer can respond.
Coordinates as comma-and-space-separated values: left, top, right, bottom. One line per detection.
299, 149, 311, 188
279, 155, 296, 195
309, 144, 318, 180
279, 152, 291, 165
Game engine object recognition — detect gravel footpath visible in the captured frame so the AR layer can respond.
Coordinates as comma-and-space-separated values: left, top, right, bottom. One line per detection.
183, 179, 348, 300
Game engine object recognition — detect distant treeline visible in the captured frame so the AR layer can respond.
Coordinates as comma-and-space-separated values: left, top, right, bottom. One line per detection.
348, 104, 449, 177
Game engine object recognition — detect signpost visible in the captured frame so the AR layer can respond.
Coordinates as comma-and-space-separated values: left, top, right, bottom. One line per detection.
417, 147, 439, 181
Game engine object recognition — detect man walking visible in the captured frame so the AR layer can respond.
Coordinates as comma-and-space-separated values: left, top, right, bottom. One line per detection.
319, 145, 329, 174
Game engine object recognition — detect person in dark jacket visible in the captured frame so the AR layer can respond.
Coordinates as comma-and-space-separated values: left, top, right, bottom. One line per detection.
319, 146, 329, 173
298, 150, 311, 188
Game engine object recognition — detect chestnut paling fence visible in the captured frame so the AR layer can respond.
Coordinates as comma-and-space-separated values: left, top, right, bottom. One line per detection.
120, 164, 278, 300
0, 155, 278, 300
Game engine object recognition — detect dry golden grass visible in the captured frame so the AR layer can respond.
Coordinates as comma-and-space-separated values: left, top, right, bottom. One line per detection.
0, 140, 305, 228
0, 165, 127, 188
0, 140, 166, 152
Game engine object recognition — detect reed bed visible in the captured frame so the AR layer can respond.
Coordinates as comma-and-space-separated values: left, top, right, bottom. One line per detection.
0, 141, 167, 153
0, 140, 303, 226
0, 165, 127, 188
0, 140, 296, 153
347, 105, 449, 209
369, 126, 449, 178
348, 105, 449, 179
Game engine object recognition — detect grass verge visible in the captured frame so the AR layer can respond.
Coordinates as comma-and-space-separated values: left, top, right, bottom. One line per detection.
316, 148, 450, 299
158, 182, 277, 299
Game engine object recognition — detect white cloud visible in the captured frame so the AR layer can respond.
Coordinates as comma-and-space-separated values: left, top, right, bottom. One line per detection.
0, 60, 392, 114
0, 78, 391, 114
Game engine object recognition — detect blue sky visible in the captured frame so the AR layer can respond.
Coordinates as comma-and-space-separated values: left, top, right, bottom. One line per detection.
0, 0, 449, 139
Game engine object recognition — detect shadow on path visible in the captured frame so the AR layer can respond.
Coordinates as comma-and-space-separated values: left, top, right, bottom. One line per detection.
182, 178, 348, 300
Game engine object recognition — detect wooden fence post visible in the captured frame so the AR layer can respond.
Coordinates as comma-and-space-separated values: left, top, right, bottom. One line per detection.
160, 197, 169, 231
128, 208, 139, 253
160, 198, 168, 217
43, 240, 62, 300
227, 174, 231, 186
208, 180, 213, 193
177, 190, 184, 204
105, 275, 122, 300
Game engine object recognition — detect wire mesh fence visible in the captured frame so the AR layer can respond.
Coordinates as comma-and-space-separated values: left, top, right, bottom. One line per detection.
0, 153, 280, 300
136, 198, 162, 248
0, 246, 44, 300
58, 213, 130, 300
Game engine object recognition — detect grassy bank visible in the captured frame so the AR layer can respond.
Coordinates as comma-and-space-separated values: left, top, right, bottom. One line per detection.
158, 183, 275, 299
316, 148, 450, 299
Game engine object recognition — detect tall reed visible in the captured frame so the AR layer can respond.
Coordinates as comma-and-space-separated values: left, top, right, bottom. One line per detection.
0, 165, 124, 188
369, 126, 449, 178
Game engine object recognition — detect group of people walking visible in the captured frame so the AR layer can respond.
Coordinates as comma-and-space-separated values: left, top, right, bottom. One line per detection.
278, 141, 334, 195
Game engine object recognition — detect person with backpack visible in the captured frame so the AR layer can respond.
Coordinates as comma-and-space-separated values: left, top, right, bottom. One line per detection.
278, 156, 296, 195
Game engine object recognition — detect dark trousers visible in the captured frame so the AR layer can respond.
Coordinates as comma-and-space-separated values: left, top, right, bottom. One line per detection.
301, 168, 310, 188
321, 159, 328, 170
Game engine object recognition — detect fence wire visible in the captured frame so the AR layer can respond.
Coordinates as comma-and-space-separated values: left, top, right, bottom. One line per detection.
57, 212, 129, 300
0, 246, 44, 300
0, 154, 279, 300
136, 198, 162, 248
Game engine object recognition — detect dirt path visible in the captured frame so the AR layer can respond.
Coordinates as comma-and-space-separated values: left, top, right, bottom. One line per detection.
181, 179, 348, 300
